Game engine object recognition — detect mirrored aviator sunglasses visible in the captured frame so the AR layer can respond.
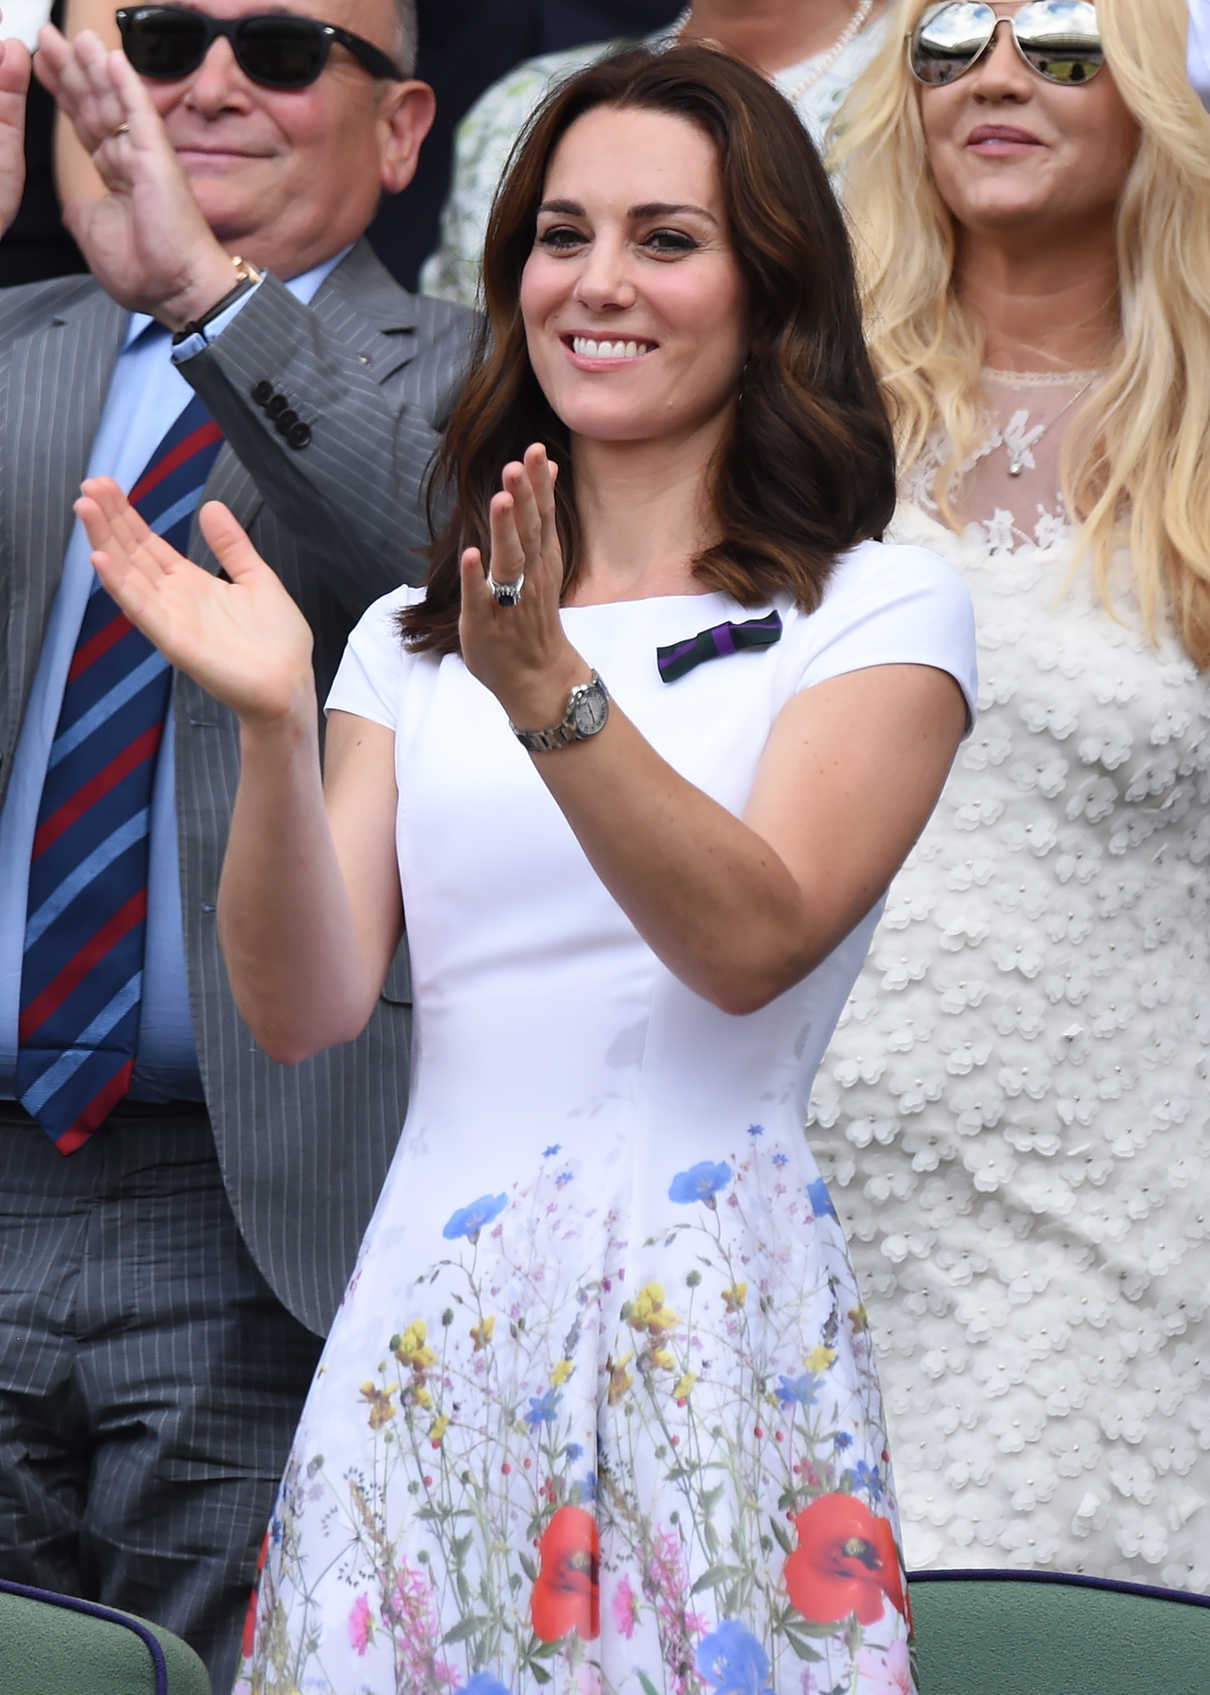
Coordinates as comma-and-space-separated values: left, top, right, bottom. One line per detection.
115, 4, 406, 90
908, 0, 1105, 87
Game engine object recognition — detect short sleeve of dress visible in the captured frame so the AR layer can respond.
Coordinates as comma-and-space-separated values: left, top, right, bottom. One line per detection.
325, 585, 424, 731
779, 539, 978, 729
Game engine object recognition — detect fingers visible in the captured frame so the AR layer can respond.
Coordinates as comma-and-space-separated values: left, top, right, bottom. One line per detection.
36, 24, 148, 162
198, 500, 276, 588
0, 36, 32, 100
78, 475, 176, 575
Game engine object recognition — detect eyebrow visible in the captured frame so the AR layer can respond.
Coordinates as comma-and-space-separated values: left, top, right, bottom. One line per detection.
537, 198, 720, 225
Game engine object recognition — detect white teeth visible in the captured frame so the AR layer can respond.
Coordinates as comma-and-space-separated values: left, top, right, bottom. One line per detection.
572, 337, 653, 360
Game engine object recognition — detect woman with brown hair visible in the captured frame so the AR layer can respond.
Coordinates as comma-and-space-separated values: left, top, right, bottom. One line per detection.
78, 45, 973, 1695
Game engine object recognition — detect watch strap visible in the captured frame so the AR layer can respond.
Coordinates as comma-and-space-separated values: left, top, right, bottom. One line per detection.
511, 671, 609, 752
171, 256, 263, 345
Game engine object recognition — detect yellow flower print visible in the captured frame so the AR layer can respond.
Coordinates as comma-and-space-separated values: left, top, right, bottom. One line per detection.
673, 1371, 698, 1402
470, 1315, 495, 1351
607, 1352, 634, 1404
627, 1281, 679, 1336
429, 1414, 450, 1444
848, 1303, 870, 1333
412, 1383, 433, 1410
649, 1347, 675, 1371
550, 1357, 574, 1386
359, 1382, 396, 1430
722, 1281, 747, 1313
806, 1345, 837, 1372
391, 1319, 437, 1371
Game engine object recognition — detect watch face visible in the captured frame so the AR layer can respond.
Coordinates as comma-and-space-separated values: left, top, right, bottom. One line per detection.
571, 681, 609, 737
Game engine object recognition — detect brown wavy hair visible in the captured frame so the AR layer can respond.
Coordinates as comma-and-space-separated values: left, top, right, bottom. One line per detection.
402, 44, 896, 654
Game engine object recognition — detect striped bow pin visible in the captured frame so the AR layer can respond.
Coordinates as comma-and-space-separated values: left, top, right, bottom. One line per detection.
16, 392, 223, 1153
656, 610, 782, 683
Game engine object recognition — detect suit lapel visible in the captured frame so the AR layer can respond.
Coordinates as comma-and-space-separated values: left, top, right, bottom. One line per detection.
0, 292, 126, 743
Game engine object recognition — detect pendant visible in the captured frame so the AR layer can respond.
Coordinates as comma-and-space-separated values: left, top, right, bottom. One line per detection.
1008, 461, 1024, 477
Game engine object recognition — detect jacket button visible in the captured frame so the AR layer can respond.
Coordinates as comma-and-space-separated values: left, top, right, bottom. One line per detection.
266, 392, 288, 418
275, 408, 299, 435
251, 379, 272, 405
287, 421, 311, 449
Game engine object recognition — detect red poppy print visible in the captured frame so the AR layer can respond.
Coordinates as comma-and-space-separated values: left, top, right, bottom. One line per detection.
530, 1504, 601, 1642
241, 1528, 271, 1658
784, 1493, 907, 1626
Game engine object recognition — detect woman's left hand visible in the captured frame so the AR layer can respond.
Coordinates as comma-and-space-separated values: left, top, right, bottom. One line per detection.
459, 442, 591, 729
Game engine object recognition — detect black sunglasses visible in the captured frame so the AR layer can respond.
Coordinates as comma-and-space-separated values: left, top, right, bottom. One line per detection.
115, 5, 406, 90
909, 1, 1105, 88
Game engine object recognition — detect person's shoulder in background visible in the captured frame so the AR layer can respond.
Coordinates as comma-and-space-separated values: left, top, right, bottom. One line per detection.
418, 27, 668, 308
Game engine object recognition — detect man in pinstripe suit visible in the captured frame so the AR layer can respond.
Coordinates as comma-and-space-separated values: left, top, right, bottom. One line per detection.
0, 4, 473, 1686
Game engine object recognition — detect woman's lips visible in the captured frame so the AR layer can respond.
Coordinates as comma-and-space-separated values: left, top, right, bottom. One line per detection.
966, 124, 1044, 148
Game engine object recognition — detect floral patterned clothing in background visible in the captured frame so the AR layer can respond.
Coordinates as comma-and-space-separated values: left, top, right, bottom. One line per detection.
808, 371, 1210, 1588
417, 13, 891, 309
234, 545, 974, 1695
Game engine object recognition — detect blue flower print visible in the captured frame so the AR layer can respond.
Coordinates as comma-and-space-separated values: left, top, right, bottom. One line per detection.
669, 1161, 732, 1205
772, 1152, 788, 1168
697, 1620, 775, 1695
542, 1144, 561, 1157
806, 1176, 837, 1219
746, 1123, 764, 1137
564, 1442, 584, 1462
775, 1372, 820, 1408
833, 1431, 854, 1453
853, 1459, 886, 1502
525, 1388, 562, 1427
442, 1194, 507, 1241
459, 1677, 512, 1695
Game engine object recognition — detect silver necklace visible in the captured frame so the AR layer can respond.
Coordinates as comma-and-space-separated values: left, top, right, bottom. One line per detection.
670, 0, 876, 103
1004, 377, 1097, 477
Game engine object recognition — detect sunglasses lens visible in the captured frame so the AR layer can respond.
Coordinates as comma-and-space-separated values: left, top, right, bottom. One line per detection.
1014, 1, 1103, 84
911, 2, 996, 86
120, 8, 208, 78
236, 16, 329, 87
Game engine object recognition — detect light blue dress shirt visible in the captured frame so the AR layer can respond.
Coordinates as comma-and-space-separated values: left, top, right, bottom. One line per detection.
0, 253, 344, 1101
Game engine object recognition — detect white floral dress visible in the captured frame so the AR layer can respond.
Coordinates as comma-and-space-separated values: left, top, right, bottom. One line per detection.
234, 543, 975, 1695
808, 370, 1210, 1588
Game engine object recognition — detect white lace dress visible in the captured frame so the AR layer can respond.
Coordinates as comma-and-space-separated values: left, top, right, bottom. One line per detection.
808, 370, 1210, 1589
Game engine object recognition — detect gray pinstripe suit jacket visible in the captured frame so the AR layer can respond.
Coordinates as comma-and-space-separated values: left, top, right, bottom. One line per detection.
0, 240, 476, 1335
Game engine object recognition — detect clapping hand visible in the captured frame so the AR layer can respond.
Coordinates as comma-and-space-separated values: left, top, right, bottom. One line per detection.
34, 24, 235, 326
76, 477, 316, 727
0, 27, 30, 239
459, 443, 590, 730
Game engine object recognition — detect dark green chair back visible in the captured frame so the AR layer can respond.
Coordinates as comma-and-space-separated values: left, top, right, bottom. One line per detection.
909, 1569, 1210, 1695
0, 1578, 212, 1695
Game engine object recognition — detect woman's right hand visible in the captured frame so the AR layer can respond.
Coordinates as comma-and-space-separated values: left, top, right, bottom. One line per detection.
76, 475, 315, 726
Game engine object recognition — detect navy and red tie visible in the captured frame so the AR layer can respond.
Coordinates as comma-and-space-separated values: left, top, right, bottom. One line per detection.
16, 393, 223, 1153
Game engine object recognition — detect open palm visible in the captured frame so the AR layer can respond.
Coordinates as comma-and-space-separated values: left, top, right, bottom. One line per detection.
76, 477, 316, 725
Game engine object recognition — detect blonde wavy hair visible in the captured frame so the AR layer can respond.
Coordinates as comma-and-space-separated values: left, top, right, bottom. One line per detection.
831, 0, 1210, 666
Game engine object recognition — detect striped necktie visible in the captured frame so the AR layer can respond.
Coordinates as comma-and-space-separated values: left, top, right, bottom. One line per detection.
16, 392, 223, 1153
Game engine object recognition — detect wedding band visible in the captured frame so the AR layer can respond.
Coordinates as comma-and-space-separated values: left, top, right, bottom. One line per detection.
112, 122, 131, 138
487, 571, 523, 608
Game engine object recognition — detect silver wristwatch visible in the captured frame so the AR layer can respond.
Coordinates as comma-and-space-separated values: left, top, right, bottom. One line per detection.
511, 671, 610, 753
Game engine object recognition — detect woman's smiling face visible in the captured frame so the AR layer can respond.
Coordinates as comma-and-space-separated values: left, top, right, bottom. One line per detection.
519, 102, 747, 451
916, 2, 1139, 239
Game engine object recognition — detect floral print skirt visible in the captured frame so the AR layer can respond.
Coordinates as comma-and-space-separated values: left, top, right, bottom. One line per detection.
235, 1119, 914, 1695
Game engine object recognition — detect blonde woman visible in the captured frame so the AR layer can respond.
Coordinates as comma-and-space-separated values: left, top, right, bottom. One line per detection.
807, 0, 1210, 1587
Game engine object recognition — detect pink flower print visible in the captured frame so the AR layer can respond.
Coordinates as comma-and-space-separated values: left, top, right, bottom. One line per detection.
855, 1639, 913, 1695
348, 1593, 373, 1656
612, 1574, 639, 1640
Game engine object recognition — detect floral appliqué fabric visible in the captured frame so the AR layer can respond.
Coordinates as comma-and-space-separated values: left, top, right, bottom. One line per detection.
239, 1136, 910, 1695
808, 405, 1210, 1588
